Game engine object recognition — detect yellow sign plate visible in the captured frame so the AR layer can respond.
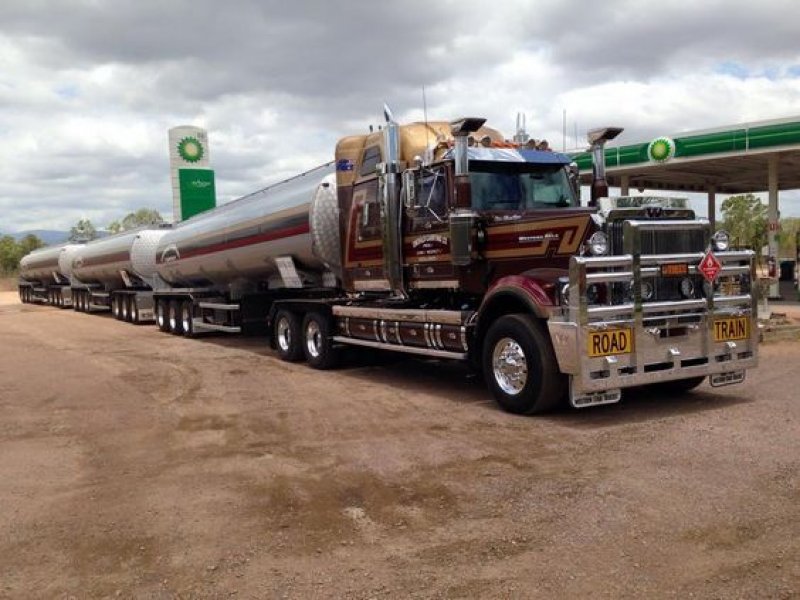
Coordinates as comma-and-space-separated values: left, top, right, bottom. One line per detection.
588, 328, 634, 358
713, 316, 749, 342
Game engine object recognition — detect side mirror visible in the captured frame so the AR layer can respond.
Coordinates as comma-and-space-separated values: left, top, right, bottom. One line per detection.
568, 162, 580, 197
402, 169, 416, 209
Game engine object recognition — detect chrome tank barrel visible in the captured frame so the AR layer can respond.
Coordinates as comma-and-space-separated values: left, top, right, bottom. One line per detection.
155, 162, 337, 289
71, 228, 170, 288
19, 244, 82, 283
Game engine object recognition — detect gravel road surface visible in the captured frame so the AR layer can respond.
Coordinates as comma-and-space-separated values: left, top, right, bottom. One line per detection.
1, 291, 798, 598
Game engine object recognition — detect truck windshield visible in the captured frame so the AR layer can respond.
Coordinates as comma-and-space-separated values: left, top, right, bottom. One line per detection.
469, 161, 577, 210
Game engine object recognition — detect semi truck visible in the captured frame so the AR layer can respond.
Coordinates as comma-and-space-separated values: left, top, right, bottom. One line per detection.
19, 109, 759, 413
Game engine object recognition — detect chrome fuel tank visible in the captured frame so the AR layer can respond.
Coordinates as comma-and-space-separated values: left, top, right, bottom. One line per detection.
155, 162, 337, 289
72, 227, 171, 289
19, 244, 82, 283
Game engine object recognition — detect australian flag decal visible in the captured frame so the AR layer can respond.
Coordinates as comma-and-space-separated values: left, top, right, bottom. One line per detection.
336, 158, 354, 171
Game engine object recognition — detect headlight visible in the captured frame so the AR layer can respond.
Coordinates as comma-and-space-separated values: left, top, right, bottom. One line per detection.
641, 281, 654, 300
560, 282, 570, 305
712, 230, 730, 252
587, 231, 608, 256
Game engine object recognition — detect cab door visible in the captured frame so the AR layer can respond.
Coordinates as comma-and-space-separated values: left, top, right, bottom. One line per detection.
403, 164, 457, 289
342, 145, 391, 291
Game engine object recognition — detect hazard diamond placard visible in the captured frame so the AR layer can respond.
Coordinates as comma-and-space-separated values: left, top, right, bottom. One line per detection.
699, 250, 722, 283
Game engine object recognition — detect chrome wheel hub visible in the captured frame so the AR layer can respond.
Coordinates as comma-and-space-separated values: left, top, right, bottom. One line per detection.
492, 337, 528, 395
277, 317, 292, 352
306, 320, 322, 358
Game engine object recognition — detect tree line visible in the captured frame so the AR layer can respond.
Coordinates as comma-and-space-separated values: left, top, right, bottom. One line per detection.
0, 208, 164, 276
2, 196, 798, 277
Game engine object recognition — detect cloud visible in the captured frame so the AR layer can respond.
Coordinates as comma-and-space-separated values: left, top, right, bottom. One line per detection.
2, 0, 800, 233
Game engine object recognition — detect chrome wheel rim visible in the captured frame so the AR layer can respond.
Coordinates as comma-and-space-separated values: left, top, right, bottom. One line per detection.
156, 303, 165, 328
276, 317, 292, 352
121, 299, 128, 320
169, 305, 178, 331
492, 337, 528, 395
305, 320, 322, 358
182, 305, 191, 333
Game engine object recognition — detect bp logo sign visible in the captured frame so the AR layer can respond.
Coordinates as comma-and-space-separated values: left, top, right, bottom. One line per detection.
647, 136, 676, 163
177, 136, 204, 163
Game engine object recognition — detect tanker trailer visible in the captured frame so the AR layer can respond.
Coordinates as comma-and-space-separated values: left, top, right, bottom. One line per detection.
18, 243, 82, 307
152, 161, 340, 336
70, 226, 172, 323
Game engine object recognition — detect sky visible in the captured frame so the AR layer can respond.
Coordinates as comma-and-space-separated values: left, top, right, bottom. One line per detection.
2, 0, 800, 233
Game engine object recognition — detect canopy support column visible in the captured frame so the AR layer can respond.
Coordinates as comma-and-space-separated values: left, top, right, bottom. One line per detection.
620, 174, 630, 196
768, 154, 780, 298
707, 185, 716, 231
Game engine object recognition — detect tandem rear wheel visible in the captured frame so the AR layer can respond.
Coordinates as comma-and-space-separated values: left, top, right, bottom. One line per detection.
273, 309, 303, 362
301, 311, 339, 369
483, 314, 565, 415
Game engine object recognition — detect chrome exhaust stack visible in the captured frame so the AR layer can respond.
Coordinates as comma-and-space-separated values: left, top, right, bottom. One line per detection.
587, 126, 623, 207
381, 104, 406, 298
449, 117, 485, 266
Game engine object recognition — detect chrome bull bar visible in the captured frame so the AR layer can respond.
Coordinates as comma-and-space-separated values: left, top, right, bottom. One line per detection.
547, 220, 758, 405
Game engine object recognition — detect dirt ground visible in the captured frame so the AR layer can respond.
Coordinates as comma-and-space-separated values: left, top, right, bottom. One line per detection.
0, 290, 798, 599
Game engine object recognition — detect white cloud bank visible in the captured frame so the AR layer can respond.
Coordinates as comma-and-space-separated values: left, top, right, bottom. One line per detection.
1, 0, 800, 232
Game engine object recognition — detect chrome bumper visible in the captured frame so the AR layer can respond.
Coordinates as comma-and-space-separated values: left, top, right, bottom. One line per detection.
547, 227, 758, 404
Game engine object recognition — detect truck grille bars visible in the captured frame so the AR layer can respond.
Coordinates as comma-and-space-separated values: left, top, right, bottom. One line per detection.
548, 219, 758, 407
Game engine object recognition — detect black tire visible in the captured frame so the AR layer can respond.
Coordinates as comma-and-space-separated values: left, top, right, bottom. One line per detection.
112, 295, 121, 319
168, 300, 183, 335
273, 309, 303, 362
651, 376, 706, 394
181, 300, 194, 337
482, 314, 565, 415
130, 296, 140, 324
301, 311, 339, 369
156, 299, 170, 332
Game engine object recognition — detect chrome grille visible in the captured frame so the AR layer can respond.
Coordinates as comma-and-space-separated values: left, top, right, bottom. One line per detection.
609, 220, 707, 255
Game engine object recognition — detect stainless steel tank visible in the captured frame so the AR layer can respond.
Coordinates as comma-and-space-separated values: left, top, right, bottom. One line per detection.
72, 228, 171, 289
19, 244, 82, 283
155, 162, 338, 289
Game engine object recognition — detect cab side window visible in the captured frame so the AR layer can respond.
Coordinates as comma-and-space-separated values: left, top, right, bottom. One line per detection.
409, 166, 448, 221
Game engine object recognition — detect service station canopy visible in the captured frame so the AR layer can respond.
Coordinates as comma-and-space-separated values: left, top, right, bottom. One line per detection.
572, 116, 800, 194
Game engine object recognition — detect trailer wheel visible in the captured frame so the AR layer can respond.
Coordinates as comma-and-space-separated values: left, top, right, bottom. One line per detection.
168, 300, 184, 334
76, 291, 83, 312
483, 314, 565, 415
302, 312, 339, 370
130, 296, 140, 324
156, 300, 169, 332
181, 300, 194, 337
274, 309, 303, 362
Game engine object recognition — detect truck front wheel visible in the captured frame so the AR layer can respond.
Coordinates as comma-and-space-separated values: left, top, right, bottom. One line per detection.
302, 312, 339, 370
483, 314, 564, 414
274, 309, 303, 362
